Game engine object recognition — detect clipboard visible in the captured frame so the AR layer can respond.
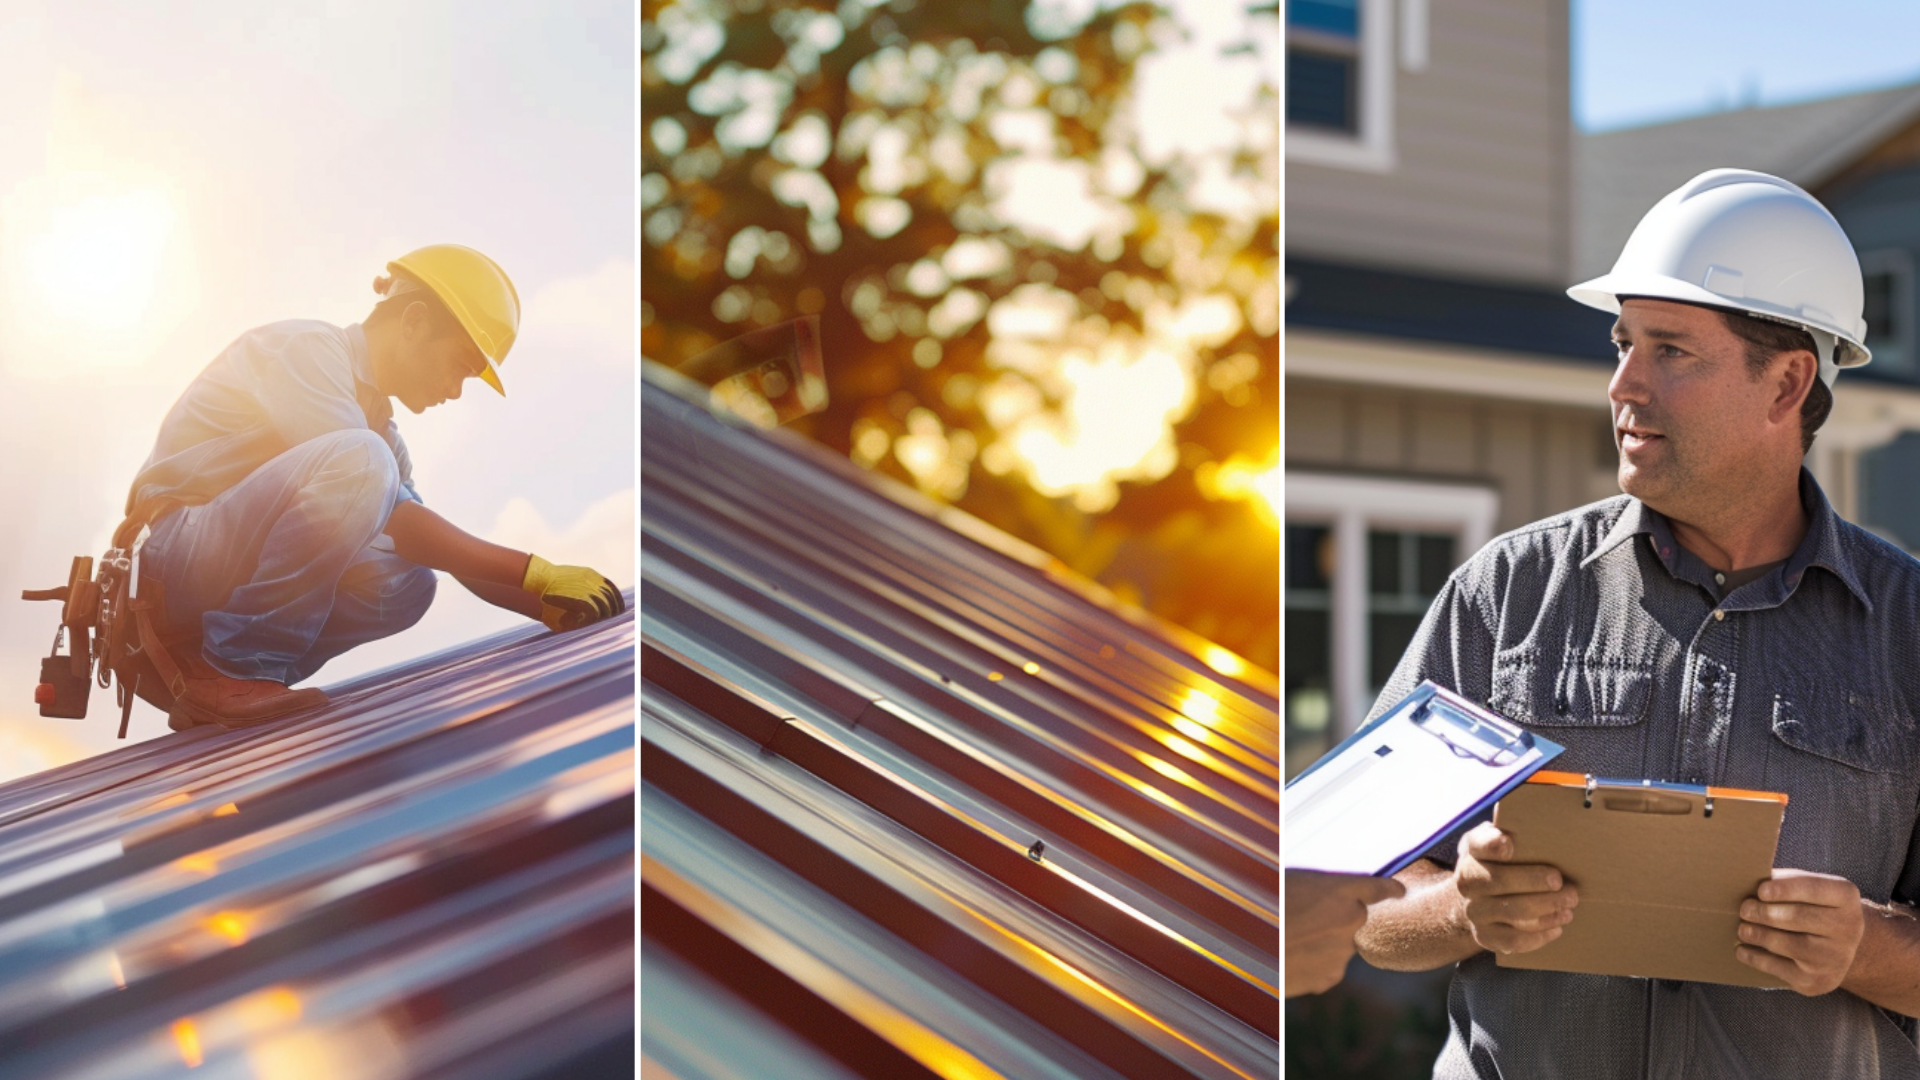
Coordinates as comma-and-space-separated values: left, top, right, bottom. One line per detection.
1493, 771, 1789, 988
1284, 682, 1564, 876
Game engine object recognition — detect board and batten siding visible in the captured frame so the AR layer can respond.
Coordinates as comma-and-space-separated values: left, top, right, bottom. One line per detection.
1287, 0, 1573, 287
1286, 377, 1618, 535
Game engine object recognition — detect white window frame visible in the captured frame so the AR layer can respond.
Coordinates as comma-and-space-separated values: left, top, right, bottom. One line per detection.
1285, 0, 1400, 173
1859, 248, 1915, 378
1286, 471, 1498, 738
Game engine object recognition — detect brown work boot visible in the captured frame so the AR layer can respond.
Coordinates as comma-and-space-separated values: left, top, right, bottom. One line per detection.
169, 655, 328, 730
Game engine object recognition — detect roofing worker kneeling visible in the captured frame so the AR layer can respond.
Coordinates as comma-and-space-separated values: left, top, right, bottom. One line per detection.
125, 245, 623, 730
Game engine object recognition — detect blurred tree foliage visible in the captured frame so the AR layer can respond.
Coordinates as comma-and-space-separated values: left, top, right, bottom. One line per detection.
641, 0, 1279, 672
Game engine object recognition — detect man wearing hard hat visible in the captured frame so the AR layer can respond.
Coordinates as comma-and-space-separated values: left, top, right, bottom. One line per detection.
127, 245, 624, 729
1351, 171, 1920, 1077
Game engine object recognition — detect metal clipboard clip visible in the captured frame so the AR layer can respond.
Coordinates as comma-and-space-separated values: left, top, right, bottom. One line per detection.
1410, 695, 1536, 768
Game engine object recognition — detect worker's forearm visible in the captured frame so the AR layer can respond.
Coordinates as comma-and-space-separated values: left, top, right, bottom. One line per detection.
458, 576, 546, 620
1353, 859, 1484, 972
386, 500, 529, 586
1842, 901, 1920, 1017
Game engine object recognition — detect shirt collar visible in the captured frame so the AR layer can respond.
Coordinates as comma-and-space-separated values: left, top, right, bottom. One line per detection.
1580, 469, 1873, 613
345, 323, 376, 389
344, 323, 393, 428
1585, 497, 1655, 568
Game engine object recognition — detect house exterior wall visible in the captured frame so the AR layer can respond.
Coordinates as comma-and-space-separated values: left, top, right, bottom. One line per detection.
1286, 376, 1617, 534
1287, 0, 1573, 286
1284, 0, 1588, 748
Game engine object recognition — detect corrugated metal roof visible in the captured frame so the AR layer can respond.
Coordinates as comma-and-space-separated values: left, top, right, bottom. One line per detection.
640, 362, 1281, 1079
0, 603, 635, 1079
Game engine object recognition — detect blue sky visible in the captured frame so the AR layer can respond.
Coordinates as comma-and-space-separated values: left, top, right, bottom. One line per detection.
1577, 0, 1920, 131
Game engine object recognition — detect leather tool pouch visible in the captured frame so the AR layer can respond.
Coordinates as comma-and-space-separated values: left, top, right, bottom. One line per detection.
23, 527, 189, 737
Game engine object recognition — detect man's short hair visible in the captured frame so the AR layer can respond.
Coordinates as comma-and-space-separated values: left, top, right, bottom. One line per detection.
1718, 310, 1831, 455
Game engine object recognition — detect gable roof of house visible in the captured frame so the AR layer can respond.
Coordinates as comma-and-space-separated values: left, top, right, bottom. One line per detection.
1576, 82, 1920, 280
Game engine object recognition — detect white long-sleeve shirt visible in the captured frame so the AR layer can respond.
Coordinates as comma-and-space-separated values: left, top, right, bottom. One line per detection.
127, 320, 421, 522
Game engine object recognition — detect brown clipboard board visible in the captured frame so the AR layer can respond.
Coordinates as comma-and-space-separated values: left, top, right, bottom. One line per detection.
1491, 771, 1789, 988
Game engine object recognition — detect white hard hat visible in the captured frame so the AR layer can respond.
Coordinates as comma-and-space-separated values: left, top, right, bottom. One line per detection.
1568, 168, 1869, 386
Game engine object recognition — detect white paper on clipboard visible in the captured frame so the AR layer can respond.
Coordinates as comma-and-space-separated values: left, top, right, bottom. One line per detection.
1284, 681, 1563, 876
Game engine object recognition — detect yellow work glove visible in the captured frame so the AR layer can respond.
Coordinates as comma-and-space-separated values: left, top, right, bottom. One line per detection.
521, 554, 625, 631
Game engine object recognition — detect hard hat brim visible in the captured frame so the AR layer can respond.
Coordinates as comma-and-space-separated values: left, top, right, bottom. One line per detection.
479, 361, 505, 396
1568, 271, 1871, 368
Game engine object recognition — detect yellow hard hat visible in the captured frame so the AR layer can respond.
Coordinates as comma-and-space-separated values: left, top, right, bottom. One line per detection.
388, 244, 520, 396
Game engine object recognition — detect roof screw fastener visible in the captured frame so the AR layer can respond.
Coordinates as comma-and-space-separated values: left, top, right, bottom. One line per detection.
1027, 840, 1046, 862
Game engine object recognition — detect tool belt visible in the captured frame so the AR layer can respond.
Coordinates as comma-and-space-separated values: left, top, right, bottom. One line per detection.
22, 504, 192, 738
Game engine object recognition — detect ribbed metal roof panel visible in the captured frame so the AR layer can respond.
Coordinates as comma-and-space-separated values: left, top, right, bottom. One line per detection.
0, 604, 636, 1079
640, 362, 1281, 1078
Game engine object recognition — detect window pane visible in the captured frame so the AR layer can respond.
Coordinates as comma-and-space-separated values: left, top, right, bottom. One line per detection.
1286, 524, 1332, 591
1865, 269, 1909, 374
1865, 271, 1892, 337
1367, 529, 1455, 700
1287, 0, 1359, 38
1287, 49, 1356, 133
1417, 534, 1457, 594
1369, 612, 1425, 689
1285, 606, 1333, 779
1368, 531, 1399, 595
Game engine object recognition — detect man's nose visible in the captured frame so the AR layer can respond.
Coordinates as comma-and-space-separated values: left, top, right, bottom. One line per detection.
1609, 347, 1650, 407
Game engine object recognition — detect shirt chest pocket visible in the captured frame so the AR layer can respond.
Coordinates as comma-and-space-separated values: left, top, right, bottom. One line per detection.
1766, 686, 1920, 888
1490, 649, 1653, 775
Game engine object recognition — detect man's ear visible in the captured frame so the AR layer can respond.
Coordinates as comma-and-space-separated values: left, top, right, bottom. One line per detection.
401, 299, 433, 340
1771, 348, 1818, 424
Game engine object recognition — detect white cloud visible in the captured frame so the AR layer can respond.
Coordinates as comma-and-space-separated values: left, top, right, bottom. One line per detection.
486, 487, 635, 588
524, 259, 635, 366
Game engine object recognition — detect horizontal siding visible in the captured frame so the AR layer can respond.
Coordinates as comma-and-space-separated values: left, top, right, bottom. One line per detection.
1291, 195, 1556, 252
1285, 382, 1350, 466
1284, 378, 1616, 532
1409, 399, 1478, 474
1288, 0, 1570, 285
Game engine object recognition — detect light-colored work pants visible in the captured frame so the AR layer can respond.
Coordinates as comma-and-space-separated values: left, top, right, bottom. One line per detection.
140, 429, 436, 685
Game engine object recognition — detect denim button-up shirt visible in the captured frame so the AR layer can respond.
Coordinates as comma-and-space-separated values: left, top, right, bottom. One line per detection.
127, 320, 420, 523
1372, 471, 1920, 1080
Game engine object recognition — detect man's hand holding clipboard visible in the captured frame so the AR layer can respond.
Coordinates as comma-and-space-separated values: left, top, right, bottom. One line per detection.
1450, 821, 1582, 957
1735, 869, 1866, 996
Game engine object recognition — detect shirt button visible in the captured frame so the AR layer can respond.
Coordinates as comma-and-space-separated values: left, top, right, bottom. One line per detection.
1714, 572, 1726, 585
1712, 609, 1726, 621
1700, 667, 1719, 686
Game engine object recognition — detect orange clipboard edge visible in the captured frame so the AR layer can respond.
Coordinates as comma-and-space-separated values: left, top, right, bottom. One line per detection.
1523, 770, 1788, 806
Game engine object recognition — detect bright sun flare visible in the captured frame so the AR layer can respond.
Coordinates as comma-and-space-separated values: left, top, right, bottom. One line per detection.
0, 173, 191, 376
1197, 449, 1281, 527
23, 186, 176, 330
